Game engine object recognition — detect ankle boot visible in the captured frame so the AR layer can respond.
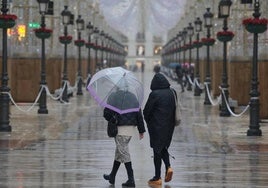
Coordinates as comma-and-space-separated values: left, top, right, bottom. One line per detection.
103, 160, 120, 184
122, 179, 135, 187
122, 162, 135, 187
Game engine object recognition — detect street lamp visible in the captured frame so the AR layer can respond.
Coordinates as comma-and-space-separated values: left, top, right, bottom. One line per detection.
247, 0, 262, 136
194, 17, 203, 96
219, 0, 232, 17
172, 37, 177, 63
166, 39, 171, 64
203, 8, 214, 105
76, 15, 85, 95
0, 0, 12, 131
86, 21, 94, 86
109, 37, 114, 66
170, 38, 175, 63
182, 28, 187, 68
105, 34, 110, 67
60, 5, 71, 102
218, 0, 232, 117
187, 22, 194, 91
37, 0, 49, 114
99, 30, 105, 68
176, 32, 183, 64
37, 0, 49, 14
93, 27, 99, 70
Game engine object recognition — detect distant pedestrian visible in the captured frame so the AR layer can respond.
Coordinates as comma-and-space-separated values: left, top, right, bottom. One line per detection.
143, 73, 176, 186
103, 87, 146, 187
141, 62, 145, 72
175, 65, 184, 92
153, 64, 160, 73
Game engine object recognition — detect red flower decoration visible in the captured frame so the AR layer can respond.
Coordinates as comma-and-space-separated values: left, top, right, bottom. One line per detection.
74, 39, 85, 43
201, 38, 215, 43
217, 31, 234, 42
217, 31, 235, 37
192, 40, 203, 48
34, 27, 52, 39
74, 39, 85, 47
242, 18, 268, 33
59, 35, 72, 40
201, 38, 215, 46
34, 27, 53, 33
242, 18, 268, 26
0, 14, 17, 20
85, 42, 95, 48
59, 35, 72, 44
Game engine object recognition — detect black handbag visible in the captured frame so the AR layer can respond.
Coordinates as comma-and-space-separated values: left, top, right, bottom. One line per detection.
107, 115, 118, 137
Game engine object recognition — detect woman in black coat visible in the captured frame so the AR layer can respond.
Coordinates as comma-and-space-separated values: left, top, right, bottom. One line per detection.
103, 88, 145, 187
143, 73, 176, 186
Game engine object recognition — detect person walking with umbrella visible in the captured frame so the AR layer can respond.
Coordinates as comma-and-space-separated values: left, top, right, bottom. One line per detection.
143, 73, 176, 186
102, 82, 145, 187
87, 67, 145, 187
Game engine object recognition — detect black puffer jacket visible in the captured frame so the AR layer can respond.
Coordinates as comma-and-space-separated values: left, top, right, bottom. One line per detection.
143, 73, 176, 153
103, 108, 145, 134
103, 89, 145, 134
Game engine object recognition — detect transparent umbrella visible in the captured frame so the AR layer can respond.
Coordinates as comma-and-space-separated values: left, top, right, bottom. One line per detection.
87, 67, 144, 114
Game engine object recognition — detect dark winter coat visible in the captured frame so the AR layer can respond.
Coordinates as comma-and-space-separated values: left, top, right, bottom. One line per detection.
103, 90, 145, 134
104, 108, 145, 134
143, 73, 176, 153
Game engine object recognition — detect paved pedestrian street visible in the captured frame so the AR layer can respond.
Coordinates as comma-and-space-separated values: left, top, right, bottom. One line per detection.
1, 70, 268, 188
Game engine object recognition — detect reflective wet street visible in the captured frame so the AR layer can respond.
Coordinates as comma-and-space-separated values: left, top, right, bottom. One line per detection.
1, 70, 268, 188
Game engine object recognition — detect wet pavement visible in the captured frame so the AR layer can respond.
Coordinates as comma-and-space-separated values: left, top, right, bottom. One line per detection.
1, 70, 268, 188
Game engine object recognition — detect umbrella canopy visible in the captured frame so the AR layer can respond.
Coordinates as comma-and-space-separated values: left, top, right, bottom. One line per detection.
87, 67, 144, 114
168, 62, 181, 68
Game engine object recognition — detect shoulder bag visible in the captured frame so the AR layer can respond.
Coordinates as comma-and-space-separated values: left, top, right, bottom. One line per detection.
171, 89, 181, 126
107, 114, 118, 137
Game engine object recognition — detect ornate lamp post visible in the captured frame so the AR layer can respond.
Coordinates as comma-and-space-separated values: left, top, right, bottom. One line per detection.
176, 32, 183, 64
86, 21, 94, 86
173, 37, 177, 63
187, 23, 194, 91
203, 8, 214, 105
194, 17, 203, 96
60, 6, 72, 102
218, 0, 233, 117
105, 34, 110, 67
166, 39, 171, 64
245, 0, 263, 136
99, 30, 105, 68
182, 28, 187, 68
76, 15, 85, 95
171, 37, 176, 63
37, 0, 50, 114
93, 27, 99, 70
174, 36, 178, 63
109, 37, 114, 66
0, 0, 15, 131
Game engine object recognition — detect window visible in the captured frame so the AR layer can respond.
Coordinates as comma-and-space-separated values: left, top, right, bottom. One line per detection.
154, 45, 162, 55
136, 45, 145, 56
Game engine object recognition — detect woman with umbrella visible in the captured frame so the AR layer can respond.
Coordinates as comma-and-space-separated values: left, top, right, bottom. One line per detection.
87, 67, 146, 187
103, 83, 145, 187
143, 73, 176, 186
103, 89, 145, 187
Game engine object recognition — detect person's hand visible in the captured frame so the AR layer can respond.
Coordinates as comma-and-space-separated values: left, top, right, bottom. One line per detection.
139, 133, 144, 140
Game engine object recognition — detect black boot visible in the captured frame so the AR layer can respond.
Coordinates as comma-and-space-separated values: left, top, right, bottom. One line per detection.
103, 160, 120, 184
122, 162, 135, 187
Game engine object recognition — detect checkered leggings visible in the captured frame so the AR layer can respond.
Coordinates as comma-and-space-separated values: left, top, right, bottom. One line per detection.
114, 135, 132, 163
